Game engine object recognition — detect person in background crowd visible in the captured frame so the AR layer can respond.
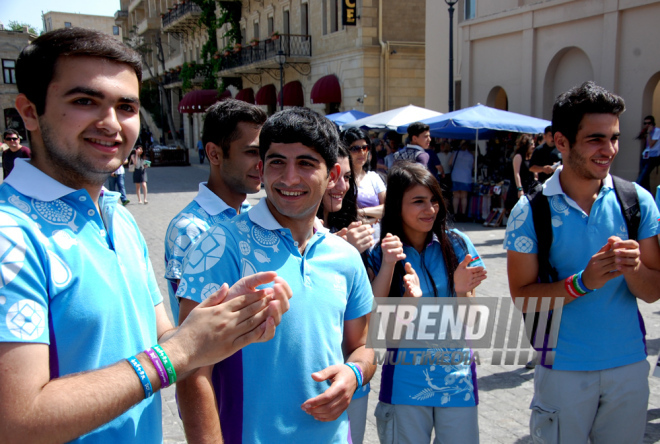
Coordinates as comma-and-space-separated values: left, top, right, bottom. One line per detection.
197, 137, 205, 164
636, 115, 660, 192
451, 141, 475, 221
343, 128, 387, 222
164, 99, 267, 324
506, 134, 536, 212
132, 145, 149, 204
529, 125, 561, 185
505, 81, 660, 443
108, 157, 130, 205
2, 129, 31, 178
177, 108, 375, 443
0, 27, 291, 444
367, 162, 486, 444
393, 122, 431, 167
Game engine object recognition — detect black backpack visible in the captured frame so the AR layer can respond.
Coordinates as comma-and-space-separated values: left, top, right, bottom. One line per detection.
524, 176, 640, 359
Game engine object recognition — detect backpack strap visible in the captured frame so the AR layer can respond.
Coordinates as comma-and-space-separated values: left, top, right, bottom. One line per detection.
611, 175, 640, 241
529, 192, 559, 283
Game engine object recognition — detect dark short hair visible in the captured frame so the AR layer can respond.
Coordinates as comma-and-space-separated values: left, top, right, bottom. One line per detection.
16, 28, 142, 115
544, 125, 552, 134
3, 129, 19, 139
202, 99, 267, 157
407, 121, 430, 138
552, 81, 625, 146
644, 115, 655, 125
259, 107, 338, 172
340, 127, 371, 147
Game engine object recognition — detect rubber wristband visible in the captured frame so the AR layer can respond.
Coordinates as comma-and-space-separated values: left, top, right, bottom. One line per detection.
564, 275, 581, 298
152, 345, 177, 384
517, 187, 523, 191
345, 363, 363, 392
146, 348, 170, 388
572, 274, 587, 295
128, 356, 153, 399
577, 271, 593, 293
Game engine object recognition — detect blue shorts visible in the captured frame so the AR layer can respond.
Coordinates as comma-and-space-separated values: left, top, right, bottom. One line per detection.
452, 181, 472, 192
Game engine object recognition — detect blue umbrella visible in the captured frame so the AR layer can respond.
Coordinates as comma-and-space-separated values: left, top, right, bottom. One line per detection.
397, 104, 551, 180
325, 109, 371, 126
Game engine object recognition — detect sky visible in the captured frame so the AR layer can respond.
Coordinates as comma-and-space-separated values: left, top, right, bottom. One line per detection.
1, 0, 120, 33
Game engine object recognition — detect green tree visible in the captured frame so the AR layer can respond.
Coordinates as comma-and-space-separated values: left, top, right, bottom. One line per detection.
7, 20, 39, 35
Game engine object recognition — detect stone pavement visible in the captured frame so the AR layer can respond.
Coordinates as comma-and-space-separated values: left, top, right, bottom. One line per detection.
123, 162, 660, 443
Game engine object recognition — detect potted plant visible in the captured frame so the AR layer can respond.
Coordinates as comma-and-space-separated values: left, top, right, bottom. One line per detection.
223, 50, 231, 57
249, 38, 259, 47
270, 30, 280, 40
233, 43, 242, 52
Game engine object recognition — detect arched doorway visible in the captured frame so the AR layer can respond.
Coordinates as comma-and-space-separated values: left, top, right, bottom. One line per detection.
487, 86, 508, 110
543, 47, 594, 119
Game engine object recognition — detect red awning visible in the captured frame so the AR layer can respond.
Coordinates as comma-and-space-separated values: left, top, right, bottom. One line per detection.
277, 81, 304, 107
235, 88, 255, 104
310, 75, 341, 104
178, 89, 231, 113
255, 84, 277, 106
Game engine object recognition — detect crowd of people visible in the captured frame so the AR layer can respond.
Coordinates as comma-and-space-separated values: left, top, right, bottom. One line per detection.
1, 27, 660, 444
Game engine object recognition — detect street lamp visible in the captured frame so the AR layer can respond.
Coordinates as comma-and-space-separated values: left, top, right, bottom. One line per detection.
275, 50, 286, 111
445, 0, 458, 112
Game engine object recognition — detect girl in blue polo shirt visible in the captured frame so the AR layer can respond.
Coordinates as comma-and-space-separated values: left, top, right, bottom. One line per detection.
367, 162, 486, 444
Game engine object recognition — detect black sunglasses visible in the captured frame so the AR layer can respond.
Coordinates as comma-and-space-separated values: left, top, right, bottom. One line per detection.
4, 137, 18, 141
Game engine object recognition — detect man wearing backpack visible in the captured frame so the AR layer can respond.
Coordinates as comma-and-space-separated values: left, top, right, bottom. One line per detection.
504, 81, 660, 443
393, 121, 431, 167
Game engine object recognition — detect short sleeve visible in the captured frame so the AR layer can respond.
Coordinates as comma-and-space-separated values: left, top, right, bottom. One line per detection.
344, 255, 374, 321
366, 244, 384, 276
451, 230, 483, 267
177, 223, 241, 303
370, 172, 386, 195
164, 212, 206, 281
0, 212, 50, 344
503, 196, 538, 254
634, 183, 660, 241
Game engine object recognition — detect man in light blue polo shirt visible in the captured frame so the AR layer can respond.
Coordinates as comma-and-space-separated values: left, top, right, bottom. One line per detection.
164, 99, 266, 324
0, 28, 291, 444
177, 108, 375, 443
505, 81, 660, 443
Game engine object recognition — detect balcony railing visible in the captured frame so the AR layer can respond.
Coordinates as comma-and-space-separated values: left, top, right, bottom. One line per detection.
115, 10, 128, 20
218, 34, 311, 72
163, 70, 181, 86
162, 2, 203, 32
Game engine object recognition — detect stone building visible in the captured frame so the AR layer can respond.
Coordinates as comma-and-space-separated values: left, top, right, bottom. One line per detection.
0, 25, 36, 143
42, 12, 121, 40
426, 0, 660, 179
116, 0, 427, 150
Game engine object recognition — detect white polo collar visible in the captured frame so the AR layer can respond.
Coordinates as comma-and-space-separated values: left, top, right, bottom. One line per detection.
5, 159, 77, 201
543, 165, 613, 197
248, 198, 284, 230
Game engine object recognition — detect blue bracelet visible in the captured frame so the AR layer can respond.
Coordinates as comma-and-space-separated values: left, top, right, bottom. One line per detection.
128, 356, 153, 399
345, 363, 363, 392
576, 271, 593, 293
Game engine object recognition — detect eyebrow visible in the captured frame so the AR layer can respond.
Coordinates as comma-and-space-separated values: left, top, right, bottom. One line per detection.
265, 152, 321, 163
63, 86, 139, 104
586, 132, 620, 139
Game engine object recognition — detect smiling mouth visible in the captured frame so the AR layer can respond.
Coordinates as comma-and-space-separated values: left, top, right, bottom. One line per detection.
329, 193, 344, 200
87, 138, 119, 147
593, 158, 611, 166
279, 190, 305, 197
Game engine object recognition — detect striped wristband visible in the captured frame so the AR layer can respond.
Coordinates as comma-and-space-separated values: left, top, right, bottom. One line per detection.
145, 348, 170, 388
345, 363, 363, 392
152, 345, 177, 385
564, 275, 582, 298
127, 356, 153, 399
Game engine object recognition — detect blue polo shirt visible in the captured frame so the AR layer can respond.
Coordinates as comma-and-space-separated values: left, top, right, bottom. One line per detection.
0, 159, 163, 443
504, 167, 660, 371
177, 198, 373, 444
367, 230, 481, 407
164, 182, 250, 324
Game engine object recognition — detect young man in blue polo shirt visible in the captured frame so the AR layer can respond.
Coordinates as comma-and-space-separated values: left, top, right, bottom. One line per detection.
177, 108, 375, 443
505, 81, 660, 443
164, 99, 267, 324
0, 28, 291, 444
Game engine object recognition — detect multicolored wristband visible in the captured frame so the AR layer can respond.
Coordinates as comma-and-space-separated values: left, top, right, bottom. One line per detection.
145, 348, 170, 388
345, 363, 363, 392
127, 356, 153, 399
564, 270, 594, 298
152, 345, 177, 385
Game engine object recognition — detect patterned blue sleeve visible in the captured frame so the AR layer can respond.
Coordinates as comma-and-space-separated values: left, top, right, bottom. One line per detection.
634, 183, 660, 240
502, 196, 538, 254
451, 229, 484, 267
177, 223, 241, 303
164, 212, 207, 281
0, 211, 50, 344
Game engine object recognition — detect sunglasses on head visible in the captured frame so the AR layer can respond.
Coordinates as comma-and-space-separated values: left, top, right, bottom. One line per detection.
349, 145, 370, 153
4, 137, 18, 141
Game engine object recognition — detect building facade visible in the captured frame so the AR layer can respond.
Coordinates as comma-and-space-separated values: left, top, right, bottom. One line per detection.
426, 0, 660, 180
0, 26, 36, 144
42, 12, 121, 40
